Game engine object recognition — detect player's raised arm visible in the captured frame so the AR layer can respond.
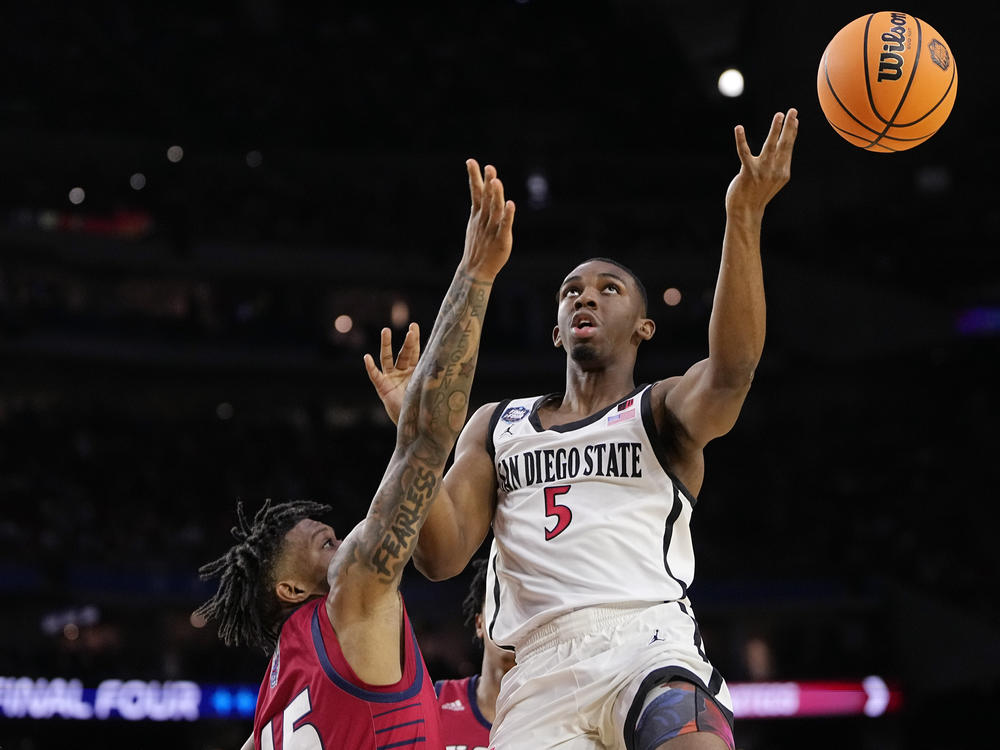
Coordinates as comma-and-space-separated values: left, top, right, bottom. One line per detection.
660, 108, 798, 448
330, 160, 514, 616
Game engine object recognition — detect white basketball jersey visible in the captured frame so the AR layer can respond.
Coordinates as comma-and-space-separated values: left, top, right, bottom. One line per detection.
483, 384, 699, 651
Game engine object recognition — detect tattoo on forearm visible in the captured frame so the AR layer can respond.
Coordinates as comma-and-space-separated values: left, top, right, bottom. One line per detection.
371, 466, 437, 577
362, 270, 492, 582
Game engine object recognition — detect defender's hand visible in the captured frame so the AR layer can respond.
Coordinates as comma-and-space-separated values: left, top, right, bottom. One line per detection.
462, 159, 515, 282
726, 108, 799, 216
364, 322, 421, 426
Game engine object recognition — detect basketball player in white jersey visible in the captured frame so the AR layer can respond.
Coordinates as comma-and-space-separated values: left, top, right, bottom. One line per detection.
367, 108, 799, 750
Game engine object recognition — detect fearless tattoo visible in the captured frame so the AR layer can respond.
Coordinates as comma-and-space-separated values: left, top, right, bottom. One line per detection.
371, 466, 437, 578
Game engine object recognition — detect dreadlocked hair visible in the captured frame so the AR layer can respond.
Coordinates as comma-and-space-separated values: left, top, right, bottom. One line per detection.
194, 498, 331, 653
461, 557, 489, 642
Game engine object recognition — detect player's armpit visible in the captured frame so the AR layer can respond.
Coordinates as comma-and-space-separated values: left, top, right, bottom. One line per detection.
656, 358, 754, 449
414, 402, 498, 581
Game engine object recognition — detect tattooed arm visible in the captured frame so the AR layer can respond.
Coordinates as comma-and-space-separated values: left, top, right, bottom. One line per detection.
326, 160, 514, 685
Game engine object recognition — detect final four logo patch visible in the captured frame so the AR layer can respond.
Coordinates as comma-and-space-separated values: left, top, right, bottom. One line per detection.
501, 405, 529, 423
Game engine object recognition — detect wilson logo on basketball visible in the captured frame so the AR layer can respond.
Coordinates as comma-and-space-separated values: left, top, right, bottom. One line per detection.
877, 12, 908, 82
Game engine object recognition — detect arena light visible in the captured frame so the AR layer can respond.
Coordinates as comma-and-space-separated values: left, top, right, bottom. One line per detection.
0, 676, 902, 722
526, 172, 549, 209
718, 68, 745, 97
391, 300, 410, 328
334, 314, 353, 334
663, 288, 682, 307
956, 307, 1000, 336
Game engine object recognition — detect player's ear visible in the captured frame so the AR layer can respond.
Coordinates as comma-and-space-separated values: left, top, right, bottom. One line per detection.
474, 613, 485, 640
635, 317, 655, 343
275, 578, 310, 606
552, 324, 563, 349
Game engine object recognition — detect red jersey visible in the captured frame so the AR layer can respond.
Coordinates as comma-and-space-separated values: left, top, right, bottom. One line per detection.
434, 675, 491, 750
253, 596, 442, 750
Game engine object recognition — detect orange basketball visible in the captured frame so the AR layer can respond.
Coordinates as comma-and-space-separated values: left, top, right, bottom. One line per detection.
817, 11, 957, 152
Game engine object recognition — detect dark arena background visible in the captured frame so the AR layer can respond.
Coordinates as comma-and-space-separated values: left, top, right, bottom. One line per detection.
2, 2, 997, 749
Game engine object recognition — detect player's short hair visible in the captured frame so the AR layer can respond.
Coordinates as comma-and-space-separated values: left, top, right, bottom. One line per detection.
194, 499, 331, 652
461, 557, 489, 639
577, 257, 649, 316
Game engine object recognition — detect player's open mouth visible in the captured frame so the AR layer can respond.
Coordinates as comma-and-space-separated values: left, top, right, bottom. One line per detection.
571, 313, 598, 338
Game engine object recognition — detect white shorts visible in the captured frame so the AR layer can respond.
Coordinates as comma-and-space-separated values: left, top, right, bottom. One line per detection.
489, 600, 733, 750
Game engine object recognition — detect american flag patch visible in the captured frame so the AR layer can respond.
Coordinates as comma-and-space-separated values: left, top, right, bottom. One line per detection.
607, 408, 635, 425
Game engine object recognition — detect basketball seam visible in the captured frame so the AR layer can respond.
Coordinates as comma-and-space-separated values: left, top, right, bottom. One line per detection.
827, 117, 937, 151
824, 52, 885, 141
892, 55, 956, 128
826, 117, 905, 149
827, 117, 931, 144
868, 15, 923, 148
863, 14, 886, 125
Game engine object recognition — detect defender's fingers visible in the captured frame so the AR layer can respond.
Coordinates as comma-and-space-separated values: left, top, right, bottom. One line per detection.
378, 327, 394, 371
777, 108, 799, 150
488, 177, 506, 230
396, 322, 420, 368
500, 200, 516, 234
481, 165, 498, 219
761, 111, 785, 153
734, 124, 752, 164
409, 322, 420, 362
467, 159, 484, 211
363, 353, 383, 386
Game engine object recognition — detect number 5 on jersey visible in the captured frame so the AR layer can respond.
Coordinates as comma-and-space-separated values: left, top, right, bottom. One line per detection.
544, 485, 572, 540
260, 688, 323, 749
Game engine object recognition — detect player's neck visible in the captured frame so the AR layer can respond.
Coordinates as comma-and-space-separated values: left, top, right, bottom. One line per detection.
561, 363, 635, 417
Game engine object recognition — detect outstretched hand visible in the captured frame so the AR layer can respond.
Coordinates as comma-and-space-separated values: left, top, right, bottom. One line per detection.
364, 322, 421, 426
726, 108, 799, 215
462, 159, 515, 282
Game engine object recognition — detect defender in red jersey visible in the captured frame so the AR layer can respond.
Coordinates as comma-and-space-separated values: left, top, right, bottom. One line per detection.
253, 597, 438, 750
195, 160, 515, 750
434, 559, 515, 749
436, 675, 491, 750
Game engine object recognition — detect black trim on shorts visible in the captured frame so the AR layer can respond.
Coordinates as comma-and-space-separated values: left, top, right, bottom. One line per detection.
622, 666, 735, 750
485, 399, 512, 462
639, 386, 699, 508
677, 601, 710, 664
